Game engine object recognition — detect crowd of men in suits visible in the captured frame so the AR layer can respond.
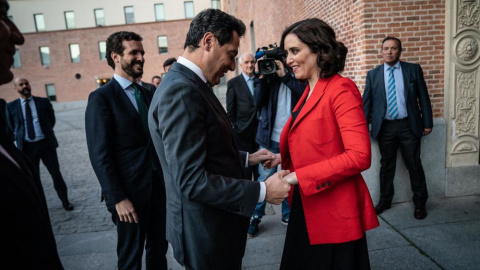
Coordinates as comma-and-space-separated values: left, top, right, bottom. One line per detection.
1, 1, 433, 268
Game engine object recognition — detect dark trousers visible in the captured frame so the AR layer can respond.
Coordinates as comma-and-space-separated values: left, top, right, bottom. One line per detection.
377, 119, 428, 207
112, 172, 168, 270
22, 139, 69, 204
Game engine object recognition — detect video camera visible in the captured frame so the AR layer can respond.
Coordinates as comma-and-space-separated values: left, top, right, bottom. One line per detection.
255, 43, 286, 75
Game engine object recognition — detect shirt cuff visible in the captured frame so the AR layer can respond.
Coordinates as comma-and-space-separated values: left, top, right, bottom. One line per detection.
245, 152, 249, 168
258, 182, 266, 203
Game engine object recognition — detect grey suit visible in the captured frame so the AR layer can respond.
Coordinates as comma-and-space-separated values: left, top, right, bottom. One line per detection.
149, 62, 260, 269
363, 61, 433, 206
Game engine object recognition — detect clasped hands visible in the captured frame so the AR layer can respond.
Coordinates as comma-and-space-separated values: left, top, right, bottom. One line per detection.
248, 149, 298, 205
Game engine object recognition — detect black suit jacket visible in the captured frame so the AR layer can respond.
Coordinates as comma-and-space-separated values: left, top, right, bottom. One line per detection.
226, 74, 258, 151
141, 81, 156, 92
85, 78, 161, 211
0, 132, 63, 269
363, 61, 433, 139
148, 62, 260, 269
0, 98, 13, 140
6, 96, 58, 150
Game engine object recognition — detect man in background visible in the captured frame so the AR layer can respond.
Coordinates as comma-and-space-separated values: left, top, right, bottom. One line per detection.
227, 52, 259, 182
363, 36, 433, 220
151, 75, 161, 89
162, 57, 176, 73
7, 77, 74, 211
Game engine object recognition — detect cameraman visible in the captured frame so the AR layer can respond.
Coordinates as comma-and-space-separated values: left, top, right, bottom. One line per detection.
248, 57, 306, 237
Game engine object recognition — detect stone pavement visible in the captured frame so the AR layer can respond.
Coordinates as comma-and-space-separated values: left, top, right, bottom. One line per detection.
37, 105, 480, 270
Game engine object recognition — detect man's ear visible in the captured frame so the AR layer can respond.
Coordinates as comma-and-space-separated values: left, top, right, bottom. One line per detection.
203, 32, 215, 51
112, 52, 120, 63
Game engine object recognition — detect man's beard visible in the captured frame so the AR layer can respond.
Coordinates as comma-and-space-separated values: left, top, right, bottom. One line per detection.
122, 60, 143, 79
18, 87, 31, 96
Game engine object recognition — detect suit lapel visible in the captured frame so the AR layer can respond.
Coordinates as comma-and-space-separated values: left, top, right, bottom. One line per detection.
240, 76, 254, 102
290, 77, 331, 131
400, 61, 409, 101
375, 65, 387, 105
111, 78, 147, 138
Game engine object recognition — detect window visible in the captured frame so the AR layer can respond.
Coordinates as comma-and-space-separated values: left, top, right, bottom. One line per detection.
69, 44, 81, 63
184, 1, 194, 18
45, 84, 56, 101
158, 36, 168, 54
13, 49, 21, 68
94, 8, 105, 26
34, 14, 45, 32
64, 11, 75, 29
124, 6, 135, 24
39, 47, 50, 66
211, 0, 221, 9
154, 3, 165, 21
98, 41, 106, 60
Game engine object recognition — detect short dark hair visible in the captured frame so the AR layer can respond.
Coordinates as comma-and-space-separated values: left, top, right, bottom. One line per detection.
382, 36, 402, 51
106, 31, 142, 69
163, 57, 177, 69
151, 75, 161, 82
184, 9, 246, 52
280, 18, 347, 79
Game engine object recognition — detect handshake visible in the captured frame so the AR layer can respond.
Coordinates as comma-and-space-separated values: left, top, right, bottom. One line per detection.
248, 149, 298, 205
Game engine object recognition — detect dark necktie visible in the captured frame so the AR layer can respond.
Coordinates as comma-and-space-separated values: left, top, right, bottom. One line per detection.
25, 99, 36, 140
131, 83, 149, 136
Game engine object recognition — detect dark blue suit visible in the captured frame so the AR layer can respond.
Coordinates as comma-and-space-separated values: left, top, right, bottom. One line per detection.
85, 78, 167, 270
6, 96, 69, 205
363, 61, 433, 207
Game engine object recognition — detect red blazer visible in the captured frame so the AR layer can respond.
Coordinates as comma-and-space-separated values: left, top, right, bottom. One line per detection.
280, 74, 379, 245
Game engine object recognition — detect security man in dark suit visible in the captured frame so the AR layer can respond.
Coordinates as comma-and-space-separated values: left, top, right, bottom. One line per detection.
363, 36, 433, 220
6, 77, 74, 211
85, 31, 167, 270
227, 52, 260, 181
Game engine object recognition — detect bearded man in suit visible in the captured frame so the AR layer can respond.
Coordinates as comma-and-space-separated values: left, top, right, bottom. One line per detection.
363, 36, 433, 220
85, 31, 167, 270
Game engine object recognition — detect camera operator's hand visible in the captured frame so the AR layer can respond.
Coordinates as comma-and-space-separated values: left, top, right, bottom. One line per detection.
255, 59, 264, 79
275, 60, 286, 77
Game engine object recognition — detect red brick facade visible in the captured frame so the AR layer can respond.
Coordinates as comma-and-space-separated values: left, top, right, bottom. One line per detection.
0, 20, 191, 102
225, 0, 445, 118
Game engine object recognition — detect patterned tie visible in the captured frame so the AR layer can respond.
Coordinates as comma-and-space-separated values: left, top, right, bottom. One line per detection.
25, 99, 36, 140
387, 66, 398, 119
131, 83, 149, 136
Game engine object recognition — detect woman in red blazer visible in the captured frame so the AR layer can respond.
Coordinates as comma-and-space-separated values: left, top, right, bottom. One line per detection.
271, 19, 379, 269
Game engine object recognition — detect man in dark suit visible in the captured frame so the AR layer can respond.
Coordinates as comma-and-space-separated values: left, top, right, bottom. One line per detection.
227, 52, 259, 181
148, 9, 291, 270
6, 77, 74, 211
1, 1, 63, 267
85, 31, 167, 270
363, 36, 433, 220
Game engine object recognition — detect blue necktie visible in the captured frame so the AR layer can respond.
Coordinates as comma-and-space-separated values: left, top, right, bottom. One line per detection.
248, 78, 254, 96
387, 67, 398, 119
25, 99, 36, 140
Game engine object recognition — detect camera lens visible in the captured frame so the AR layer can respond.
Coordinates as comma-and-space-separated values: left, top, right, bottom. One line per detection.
258, 59, 276, 75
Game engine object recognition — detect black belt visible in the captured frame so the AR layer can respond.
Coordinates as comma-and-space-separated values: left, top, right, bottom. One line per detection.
384, 117, 408, 123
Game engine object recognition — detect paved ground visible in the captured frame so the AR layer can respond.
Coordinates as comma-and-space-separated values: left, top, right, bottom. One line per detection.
38, 104, 480, 270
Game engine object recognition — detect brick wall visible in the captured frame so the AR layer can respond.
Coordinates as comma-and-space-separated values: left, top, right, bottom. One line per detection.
224, 0, 445, 118
0, 19, 191, 102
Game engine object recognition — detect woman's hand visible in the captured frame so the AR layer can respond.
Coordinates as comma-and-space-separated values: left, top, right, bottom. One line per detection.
283, 172, 298, 185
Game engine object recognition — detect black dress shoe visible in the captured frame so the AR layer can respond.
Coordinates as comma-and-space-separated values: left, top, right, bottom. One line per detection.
414, 206, 427, 220
63, 203, 74, 211
375, 201, 391, 215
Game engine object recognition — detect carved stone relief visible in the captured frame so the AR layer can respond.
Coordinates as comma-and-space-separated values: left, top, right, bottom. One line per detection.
458, 0, 480, 29
455, 71, 477, 137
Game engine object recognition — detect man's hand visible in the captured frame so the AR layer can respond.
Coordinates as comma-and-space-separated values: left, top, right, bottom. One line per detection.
263, 153, 281, 169
115, 198, 138, 223
275, 60, 286, 77
424, 128, 432, 136
264, 170, 291, 205
248, 148, 276, 166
